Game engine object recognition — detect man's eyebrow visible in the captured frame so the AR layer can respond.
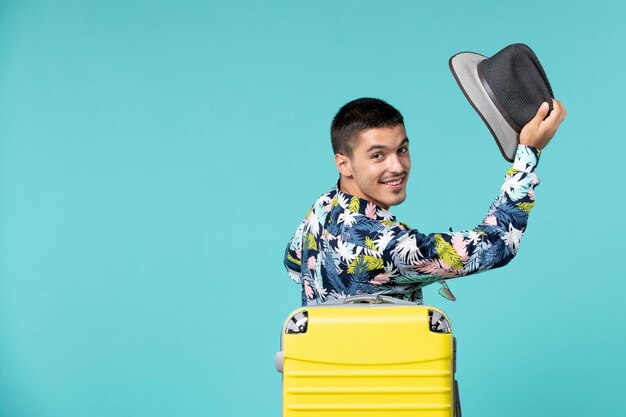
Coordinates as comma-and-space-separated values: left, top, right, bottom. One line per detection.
365, 137, 409, 153
366, 144, 387, 152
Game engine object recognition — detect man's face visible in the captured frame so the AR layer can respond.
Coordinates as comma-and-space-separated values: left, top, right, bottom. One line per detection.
336, 124, 411, 209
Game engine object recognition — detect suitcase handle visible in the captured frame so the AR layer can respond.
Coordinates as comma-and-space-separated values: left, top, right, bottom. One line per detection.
340, 294, 412, 305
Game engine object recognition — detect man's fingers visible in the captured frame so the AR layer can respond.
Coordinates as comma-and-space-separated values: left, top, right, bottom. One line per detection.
531, 102, 550, 126
553, 98, 567, 123
541, 99, 567, 129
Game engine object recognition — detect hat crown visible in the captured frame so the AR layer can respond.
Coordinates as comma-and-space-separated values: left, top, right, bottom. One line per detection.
479, 44, 554, 131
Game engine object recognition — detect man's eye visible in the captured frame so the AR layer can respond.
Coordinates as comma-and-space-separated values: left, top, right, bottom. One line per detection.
372, 153, 383, 160
398, 147, 409, 154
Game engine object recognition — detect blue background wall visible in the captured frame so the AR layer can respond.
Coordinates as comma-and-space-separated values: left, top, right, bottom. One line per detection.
1, 1, 624, 416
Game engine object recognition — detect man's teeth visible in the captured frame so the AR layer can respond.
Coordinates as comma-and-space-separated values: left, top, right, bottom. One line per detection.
384, 179, 401, 186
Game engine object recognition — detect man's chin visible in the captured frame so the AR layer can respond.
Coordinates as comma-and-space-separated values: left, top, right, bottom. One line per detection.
382, 192, 407, 208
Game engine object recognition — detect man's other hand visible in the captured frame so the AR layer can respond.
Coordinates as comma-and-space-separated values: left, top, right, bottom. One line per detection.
519, 98, 567, 150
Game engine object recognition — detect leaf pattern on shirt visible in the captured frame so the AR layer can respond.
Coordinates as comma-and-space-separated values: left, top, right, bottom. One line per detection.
434, 234, 463, 270
450, 234, 469, 262
306, 233, 317, 250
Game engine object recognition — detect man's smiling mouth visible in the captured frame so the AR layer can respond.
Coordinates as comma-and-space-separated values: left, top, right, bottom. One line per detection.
381, 176, 405, 187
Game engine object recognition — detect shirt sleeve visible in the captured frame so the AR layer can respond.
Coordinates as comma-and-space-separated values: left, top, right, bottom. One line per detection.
284, 217, 306, 284
382, 145, 541, 282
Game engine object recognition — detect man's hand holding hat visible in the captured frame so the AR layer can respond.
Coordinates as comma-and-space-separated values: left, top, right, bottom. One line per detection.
519, 98, 567, 150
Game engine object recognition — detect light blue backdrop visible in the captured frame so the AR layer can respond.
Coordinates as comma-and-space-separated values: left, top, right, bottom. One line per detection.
1, 1, 624, 416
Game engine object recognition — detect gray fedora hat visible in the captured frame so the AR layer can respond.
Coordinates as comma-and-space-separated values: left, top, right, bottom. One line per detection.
449, 44, 554, 162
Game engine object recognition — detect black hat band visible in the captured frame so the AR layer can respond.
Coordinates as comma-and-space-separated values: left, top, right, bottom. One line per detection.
477, 61, 523, 133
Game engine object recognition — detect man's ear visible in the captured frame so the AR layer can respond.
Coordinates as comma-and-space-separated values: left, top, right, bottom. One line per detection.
334, 153, 353, 178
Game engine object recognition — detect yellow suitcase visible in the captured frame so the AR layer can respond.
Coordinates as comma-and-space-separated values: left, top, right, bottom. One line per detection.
275, 295, 460, 417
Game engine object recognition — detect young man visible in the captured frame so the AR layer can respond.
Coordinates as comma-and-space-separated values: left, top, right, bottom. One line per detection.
285, 97, 566, 306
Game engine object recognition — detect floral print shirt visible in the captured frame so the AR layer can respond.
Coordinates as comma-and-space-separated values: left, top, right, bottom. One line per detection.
284, 145, 541, 306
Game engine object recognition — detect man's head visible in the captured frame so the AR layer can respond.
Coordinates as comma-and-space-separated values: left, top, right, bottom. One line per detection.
331, 98, 405, 156
331, 98, 411, 210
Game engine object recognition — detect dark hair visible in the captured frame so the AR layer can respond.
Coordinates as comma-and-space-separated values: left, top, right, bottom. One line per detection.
331, 97, 404, 155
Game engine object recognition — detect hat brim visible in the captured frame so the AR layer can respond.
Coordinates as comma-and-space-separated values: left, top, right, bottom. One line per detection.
449, 52, 518, 162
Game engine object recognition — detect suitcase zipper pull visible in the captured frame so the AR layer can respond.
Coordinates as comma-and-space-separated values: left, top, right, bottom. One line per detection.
438, 280, 457, 301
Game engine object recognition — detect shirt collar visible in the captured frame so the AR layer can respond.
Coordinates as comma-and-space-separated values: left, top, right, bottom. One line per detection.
334, 180, 396, 222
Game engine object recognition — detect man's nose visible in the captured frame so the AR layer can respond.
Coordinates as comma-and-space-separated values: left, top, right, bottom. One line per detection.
387, 154, 405, 173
